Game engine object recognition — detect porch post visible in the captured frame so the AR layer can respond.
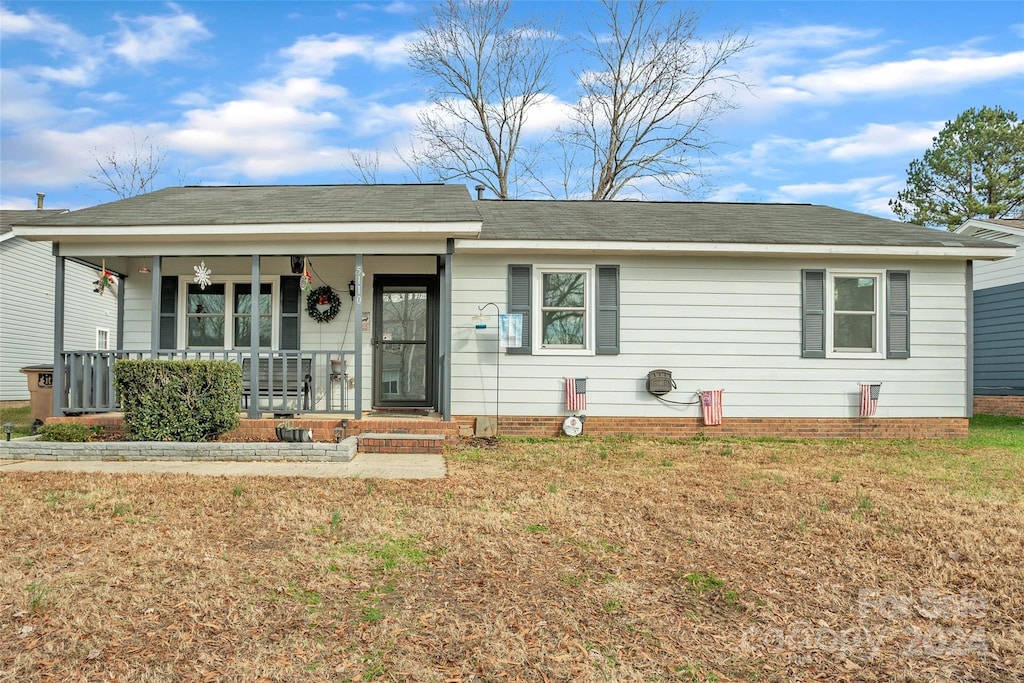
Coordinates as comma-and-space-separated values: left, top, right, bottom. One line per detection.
150, 255, 162, 356
116, 273, 126, 350
353, 254, 363, 420
51, 250, 66, 416
248, 255, 261, 419
440, 239, 454, 420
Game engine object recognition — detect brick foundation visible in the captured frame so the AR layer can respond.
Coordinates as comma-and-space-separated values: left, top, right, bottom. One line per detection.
45, 415, 459, 444
454, 415, 968, 439
46, 414, 968, 441
973, 395, 1024, 418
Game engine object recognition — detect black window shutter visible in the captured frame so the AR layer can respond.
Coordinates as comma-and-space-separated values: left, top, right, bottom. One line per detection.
280, 276, 301, 350
595, 265, 620, 355
801, 269, 826, 358
159, 275, 178, 350
507, 264, 531, 355
887, 270, 910, 359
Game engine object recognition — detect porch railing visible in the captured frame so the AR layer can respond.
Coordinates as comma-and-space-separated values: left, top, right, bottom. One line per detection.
60, 350, 355, 416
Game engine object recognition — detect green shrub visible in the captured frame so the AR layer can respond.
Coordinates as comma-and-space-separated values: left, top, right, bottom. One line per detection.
113, 359, 242, 442
36, 421, 92, 442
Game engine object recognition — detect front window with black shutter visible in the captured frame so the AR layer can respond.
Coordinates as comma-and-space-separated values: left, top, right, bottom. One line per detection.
801, 269, 910, 359
507, 264, 619, 356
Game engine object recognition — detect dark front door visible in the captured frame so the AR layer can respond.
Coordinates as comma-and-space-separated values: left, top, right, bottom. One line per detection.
373, 276, 437, 408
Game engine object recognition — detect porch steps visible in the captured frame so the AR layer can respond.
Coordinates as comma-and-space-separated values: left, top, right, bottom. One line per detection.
356, 432, 446, 455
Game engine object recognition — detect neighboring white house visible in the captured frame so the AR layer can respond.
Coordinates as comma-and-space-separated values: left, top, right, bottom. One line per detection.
955, 218, 1023, 414
10, 185, 1014, 437
1, 208, 120, 402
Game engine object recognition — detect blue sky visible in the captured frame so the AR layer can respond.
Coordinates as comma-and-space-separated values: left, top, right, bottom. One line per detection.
2, 1, 1022, 216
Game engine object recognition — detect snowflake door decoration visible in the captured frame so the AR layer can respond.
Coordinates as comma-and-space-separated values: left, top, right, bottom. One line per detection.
193, 260, 212, 290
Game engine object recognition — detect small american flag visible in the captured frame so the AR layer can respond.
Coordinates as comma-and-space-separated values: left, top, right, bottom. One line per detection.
701, 389, 723, 426
565, 378, 587, 411
860, 384, 880, 417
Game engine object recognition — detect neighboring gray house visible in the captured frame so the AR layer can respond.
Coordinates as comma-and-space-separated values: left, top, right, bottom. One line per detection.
955, 218, 1023, 414
0, 207, 120, 402
11, 185, 1014, 438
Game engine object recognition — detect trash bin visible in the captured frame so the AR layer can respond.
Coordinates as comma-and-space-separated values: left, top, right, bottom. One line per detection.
20, 364, 54, 424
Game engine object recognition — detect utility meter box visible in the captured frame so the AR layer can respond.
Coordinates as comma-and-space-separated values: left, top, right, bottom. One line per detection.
20, 364, 55, 423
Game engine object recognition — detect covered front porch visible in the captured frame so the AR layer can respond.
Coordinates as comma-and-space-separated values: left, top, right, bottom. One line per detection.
51, 250, 453, 421
14, 185, 481, 425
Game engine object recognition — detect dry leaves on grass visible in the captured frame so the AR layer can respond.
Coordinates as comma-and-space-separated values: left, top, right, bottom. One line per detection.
1, 433, 1021, 682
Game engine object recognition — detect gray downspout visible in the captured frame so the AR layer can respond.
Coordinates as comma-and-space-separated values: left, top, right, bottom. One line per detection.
354, 254, 363, 420
52, 249, 65, 416
965, 260, 974, 418
248, 255, 261, 419
150, 256, 162, 356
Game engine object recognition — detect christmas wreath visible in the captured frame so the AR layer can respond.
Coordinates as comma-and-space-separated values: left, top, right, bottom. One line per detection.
306, 285, 341, 323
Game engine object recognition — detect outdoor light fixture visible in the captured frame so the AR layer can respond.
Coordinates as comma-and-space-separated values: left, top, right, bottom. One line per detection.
348, 280, 356, 299
3, 422, 13, 441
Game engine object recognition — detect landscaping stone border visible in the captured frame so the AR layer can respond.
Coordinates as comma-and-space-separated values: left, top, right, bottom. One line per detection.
0, 436, 358, 463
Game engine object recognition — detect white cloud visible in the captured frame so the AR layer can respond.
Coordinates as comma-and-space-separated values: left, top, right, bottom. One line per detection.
752, 24, 880, 52
0, 6, 103, 86
280, 31, 418, 76
731, 121, 947, 179
161, 77, 361, 178
0, 5, 92, 51
381, 2, 417, 15
770, 51, 1024, 100
111, 5, 212, 66
243, 78, 350, 106
704, 183, 761, 202
0, 68, 59, 125
804, 122, 942, 162
0, 123, 170, 192
776, 175, 897, 203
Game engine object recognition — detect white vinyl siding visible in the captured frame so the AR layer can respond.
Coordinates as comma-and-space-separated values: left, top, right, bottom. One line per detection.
0, 237, 117, 400
450, 254, 969, 419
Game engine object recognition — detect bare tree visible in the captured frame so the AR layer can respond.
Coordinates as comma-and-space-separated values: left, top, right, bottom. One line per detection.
407, 0, 557, 199
348, 150, 382, 184
572, 0, 751, 200
89, 126, 167, 199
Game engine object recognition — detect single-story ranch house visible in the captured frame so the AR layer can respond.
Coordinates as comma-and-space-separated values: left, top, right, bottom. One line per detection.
11, 184, 1015, 440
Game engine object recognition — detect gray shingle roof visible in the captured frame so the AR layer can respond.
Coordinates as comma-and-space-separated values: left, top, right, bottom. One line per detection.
7, 184, 1009, 251
474, 200, 1005, 249
1, 209, 68, 235
17, 185, 481, 227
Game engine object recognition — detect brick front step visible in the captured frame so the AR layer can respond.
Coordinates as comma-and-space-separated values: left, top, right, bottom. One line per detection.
357, 433, 446, 454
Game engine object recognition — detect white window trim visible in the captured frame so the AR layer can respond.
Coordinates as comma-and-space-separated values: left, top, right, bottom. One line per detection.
180, 277, 279, 350
532, 265, 595, 356
95, 328, 111, 350
826, 269, 885, 359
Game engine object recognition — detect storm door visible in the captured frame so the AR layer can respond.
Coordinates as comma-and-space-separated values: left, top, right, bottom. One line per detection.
373, 276, 437, 408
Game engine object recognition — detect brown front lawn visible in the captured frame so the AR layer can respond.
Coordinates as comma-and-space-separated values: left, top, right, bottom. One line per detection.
2, 419, 1022, 681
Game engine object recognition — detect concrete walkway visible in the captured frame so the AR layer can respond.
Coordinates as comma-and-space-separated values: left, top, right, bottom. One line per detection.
0, 452, 446, 479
